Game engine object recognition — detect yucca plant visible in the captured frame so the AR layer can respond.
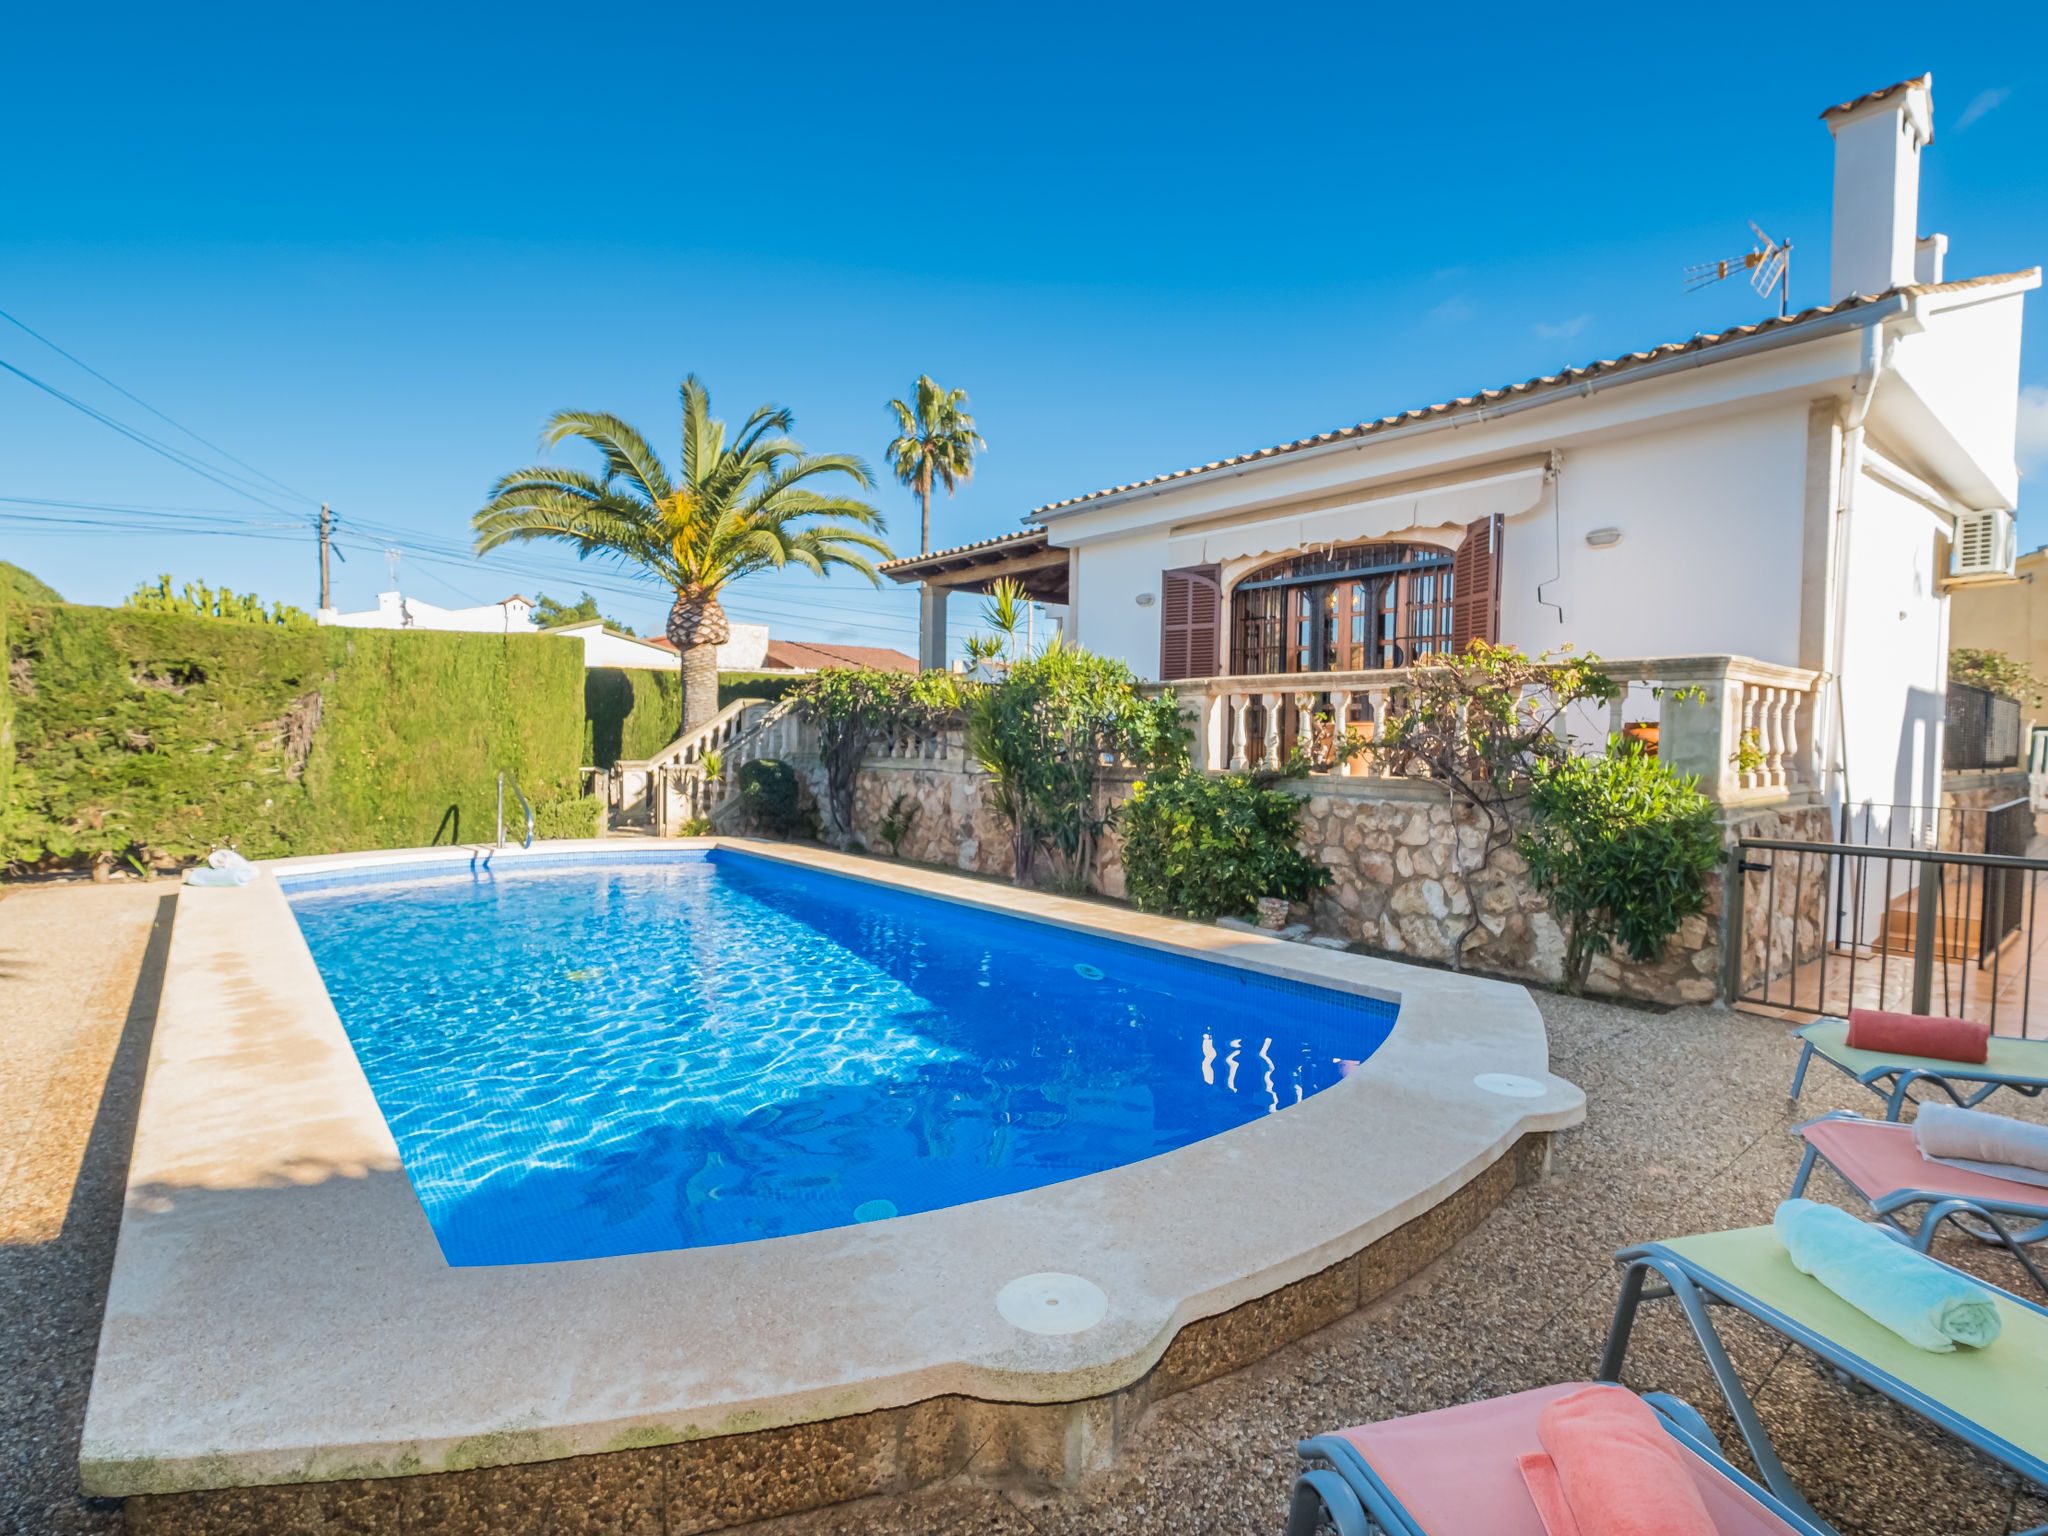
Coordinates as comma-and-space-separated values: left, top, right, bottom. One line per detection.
475, 376, 891, 732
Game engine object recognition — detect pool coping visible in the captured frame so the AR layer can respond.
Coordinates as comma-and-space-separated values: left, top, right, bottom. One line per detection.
81, 837, 1585, 1498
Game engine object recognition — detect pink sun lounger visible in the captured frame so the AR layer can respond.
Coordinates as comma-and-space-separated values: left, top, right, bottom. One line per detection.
1285, 1382, 1832, 1535
1791, 1111, 2048, 1297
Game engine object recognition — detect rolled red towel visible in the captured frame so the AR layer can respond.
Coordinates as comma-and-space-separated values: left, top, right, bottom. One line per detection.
1845, 1008, 1989, 1065
1516, 1386, 1717, 1536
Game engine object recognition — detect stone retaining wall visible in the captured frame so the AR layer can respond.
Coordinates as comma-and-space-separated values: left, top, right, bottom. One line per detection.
1296, 781, 1831, 1005
817, 751, 1832, 1008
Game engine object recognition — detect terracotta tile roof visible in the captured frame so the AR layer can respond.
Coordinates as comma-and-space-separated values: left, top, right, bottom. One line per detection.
1029, 272, 2038, 519
1820, 73, 1931, 122
761, 640, 918, 673
877, 527, 1046, 574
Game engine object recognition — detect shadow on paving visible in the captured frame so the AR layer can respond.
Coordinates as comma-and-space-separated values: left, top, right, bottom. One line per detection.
0, 892, 174, 1536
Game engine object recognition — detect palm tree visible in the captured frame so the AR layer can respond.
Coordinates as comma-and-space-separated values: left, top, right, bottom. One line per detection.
885, 375, 985, 554
475, 376, 891, 733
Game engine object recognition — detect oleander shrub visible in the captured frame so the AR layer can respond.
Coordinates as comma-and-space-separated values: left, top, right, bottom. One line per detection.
961, 646, 1185, 888
1120, 763, 1330, 921
737, 757, 805, 838
1519, 744, 1723, 995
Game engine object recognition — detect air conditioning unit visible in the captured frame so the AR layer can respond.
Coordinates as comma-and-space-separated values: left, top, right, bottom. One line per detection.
1949, 508, 2018, 585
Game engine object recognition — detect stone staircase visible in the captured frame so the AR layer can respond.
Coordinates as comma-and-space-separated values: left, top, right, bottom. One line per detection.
605, 696, 805, 837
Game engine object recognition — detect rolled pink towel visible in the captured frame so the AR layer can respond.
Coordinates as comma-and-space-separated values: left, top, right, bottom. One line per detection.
1515, 1386, 1717, 1536
1914, 1102, 2048, 1186
1846, 1008, 1989, 1065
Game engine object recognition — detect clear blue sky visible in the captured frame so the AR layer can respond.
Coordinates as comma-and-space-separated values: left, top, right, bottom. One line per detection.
3, 2, 2043, 657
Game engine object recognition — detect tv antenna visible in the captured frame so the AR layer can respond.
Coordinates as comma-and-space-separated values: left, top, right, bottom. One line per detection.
1683, 222, 1792, 317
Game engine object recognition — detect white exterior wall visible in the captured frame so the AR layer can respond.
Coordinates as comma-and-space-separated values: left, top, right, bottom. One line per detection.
317, 591, 538, 633
1070, 530, 1174, 678
1836, 473, 1949, 815
1499, 406, 1809, 664
550, 621, 683, 671
1884, 290, 2029, 509
717, 623, 771, 671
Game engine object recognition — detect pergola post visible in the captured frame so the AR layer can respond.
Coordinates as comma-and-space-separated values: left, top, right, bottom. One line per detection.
918, 584, 951, 672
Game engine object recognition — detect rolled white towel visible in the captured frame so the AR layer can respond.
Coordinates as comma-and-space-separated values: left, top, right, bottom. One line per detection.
185, 848, 260, 888
1774, 1199, 2001, 1351
1914, 1101, 2048, 1188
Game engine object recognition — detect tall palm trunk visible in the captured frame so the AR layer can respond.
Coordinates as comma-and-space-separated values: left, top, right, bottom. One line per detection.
919, 475, 931, 554
667, 586, 731, 732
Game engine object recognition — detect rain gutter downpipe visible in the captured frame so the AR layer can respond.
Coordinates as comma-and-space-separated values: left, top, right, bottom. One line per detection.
1826, 307, 1897, 813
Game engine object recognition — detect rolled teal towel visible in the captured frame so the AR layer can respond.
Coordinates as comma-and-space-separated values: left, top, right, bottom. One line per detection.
1773, 1199, 2001, 1352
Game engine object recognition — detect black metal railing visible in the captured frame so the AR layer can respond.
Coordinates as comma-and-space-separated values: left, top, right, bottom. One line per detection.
1730, 836, 2046, 1037
1832, 798, 2032, 954
1945, 682, 2022, 770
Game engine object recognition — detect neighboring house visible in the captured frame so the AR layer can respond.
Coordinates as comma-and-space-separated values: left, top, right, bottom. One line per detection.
761, 640, 917, 673
318, 591, 539, 633
886, 74, 2036, 827
1948, 545, 2048, 738
318, 597, 780, 675
544, 619, 684, 671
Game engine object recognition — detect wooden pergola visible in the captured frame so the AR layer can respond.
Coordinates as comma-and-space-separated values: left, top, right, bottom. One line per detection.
880, 528, 1070, 669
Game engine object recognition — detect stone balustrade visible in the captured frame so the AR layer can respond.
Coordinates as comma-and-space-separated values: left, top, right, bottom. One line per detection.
1161, 653, 1822, 805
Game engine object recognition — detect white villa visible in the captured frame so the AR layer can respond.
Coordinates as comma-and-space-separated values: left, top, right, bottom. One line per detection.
886, 74, 2036, 823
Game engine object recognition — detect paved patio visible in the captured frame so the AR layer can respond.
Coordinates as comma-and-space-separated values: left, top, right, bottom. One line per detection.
2, 878, 2044, 1535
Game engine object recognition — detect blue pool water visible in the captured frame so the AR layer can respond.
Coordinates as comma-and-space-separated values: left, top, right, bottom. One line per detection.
285, 851, 1397, 1265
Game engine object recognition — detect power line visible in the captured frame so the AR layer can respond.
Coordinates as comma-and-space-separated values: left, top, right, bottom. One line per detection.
0, 355, 309, 518
0, 498, 921, 638
0, 306, 319, 507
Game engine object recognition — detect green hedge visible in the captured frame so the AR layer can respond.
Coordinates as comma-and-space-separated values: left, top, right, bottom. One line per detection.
585, 667, 682, 768
719, 671, 802, 710
4, 603, 586, 868
583, 667, 801, 768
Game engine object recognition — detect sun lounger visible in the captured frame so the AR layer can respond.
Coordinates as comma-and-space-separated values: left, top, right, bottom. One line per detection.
1791, 1111, 2048, 1296
1787, 1016, 2048, 1120
1286, 1382, 1835, 1535
1599, 1226, 2048, 1532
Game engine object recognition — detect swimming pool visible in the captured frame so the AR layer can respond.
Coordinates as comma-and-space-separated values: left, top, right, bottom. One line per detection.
285, 849, 1398, 1265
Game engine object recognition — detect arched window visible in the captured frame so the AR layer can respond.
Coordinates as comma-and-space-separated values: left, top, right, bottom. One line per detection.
1229, 541, 1454, 676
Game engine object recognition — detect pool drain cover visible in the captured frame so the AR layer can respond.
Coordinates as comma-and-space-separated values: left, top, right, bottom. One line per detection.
997, 1272, 1108, 1335
1473, 1072, 1547, 1098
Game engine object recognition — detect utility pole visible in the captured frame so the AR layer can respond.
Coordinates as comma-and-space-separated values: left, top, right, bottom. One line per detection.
318, 504, 333, 611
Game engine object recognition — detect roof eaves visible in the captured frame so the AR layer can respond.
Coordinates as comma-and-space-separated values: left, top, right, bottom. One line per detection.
877, 526, 1048, 573
1025, 275, 2037, 521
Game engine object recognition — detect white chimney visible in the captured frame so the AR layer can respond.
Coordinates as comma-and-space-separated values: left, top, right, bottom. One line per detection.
1822, 74, 1934, 302
1914, 233, 1947, 285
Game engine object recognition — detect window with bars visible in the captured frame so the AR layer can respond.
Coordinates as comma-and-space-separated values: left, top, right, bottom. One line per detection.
1230, 542, 1454, 675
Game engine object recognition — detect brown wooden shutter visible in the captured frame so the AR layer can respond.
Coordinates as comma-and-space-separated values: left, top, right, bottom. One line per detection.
1159, 565, 1221, 680
1449, 515, 1503, 653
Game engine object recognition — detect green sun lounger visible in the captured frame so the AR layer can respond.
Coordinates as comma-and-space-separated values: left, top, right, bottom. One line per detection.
1788, 1017, 2048, 1120
1599, 1225, 2048, 1533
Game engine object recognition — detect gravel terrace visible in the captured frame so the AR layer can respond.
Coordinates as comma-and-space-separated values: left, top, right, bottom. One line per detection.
1, 877, 2043, 1536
